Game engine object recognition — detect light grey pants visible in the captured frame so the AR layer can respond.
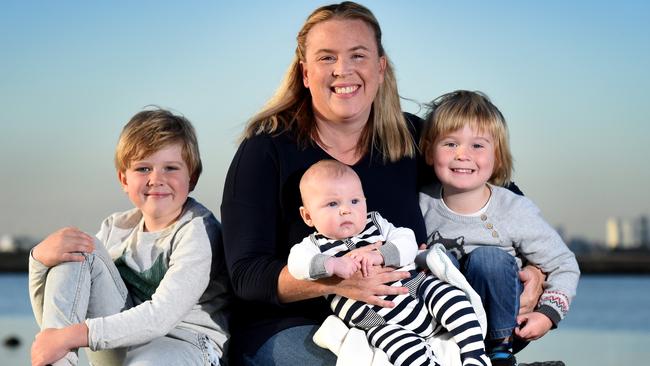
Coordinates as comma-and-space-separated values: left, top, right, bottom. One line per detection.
36, 240, 214, 365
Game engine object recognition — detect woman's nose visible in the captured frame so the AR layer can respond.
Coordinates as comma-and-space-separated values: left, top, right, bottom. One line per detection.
333, 59, 352, 77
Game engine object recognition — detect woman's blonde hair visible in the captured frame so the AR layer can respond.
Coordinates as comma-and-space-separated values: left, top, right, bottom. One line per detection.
419, 90, 513, 186
115, 108, 203, 190
242, 1, 414, 162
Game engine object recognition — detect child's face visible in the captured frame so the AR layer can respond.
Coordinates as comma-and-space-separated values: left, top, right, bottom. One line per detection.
300, 172, 367, 240
430, 124, 495, 195
118, 143, 191, 232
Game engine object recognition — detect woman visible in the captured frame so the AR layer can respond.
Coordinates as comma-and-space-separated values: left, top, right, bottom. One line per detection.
221, 2, 542, 364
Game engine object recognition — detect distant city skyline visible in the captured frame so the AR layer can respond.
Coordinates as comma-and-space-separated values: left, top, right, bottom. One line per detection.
1, 1, 649, 243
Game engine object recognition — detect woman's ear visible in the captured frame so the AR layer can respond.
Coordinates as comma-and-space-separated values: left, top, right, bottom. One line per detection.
300, 61, 309, 88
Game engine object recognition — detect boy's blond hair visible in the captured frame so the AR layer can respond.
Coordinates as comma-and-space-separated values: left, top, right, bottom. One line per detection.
420, 90, 513, 186
115, 108, 203, 190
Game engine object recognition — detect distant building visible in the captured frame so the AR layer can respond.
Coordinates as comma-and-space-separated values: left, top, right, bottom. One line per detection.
637, 216, 649, 248
0, 235, 17, 252
606, 217, 636, 249
0, 234, 38, 252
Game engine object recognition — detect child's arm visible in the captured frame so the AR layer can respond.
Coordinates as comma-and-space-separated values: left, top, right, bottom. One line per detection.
513, 196, 580, 326
28, 227, 96, 328
372, 211, 418, 267
288, 235, 336, 280
515, 311, 553, 340
325, 256, 361, 279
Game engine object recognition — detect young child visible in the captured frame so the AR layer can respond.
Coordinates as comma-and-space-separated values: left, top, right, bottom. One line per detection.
419, 90, 580, 366
28, 109, 229, 366
288, 159, 491, 366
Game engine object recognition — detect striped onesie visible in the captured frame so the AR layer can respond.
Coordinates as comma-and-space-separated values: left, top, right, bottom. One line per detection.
288, 212, 490, 366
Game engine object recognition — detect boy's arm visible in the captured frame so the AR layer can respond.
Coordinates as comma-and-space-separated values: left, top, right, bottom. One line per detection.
28, 227, 96, 327
85, 215, 214, 350
514, 198, 580, 326
372, 211, 418, 267
288, 235, 333, 280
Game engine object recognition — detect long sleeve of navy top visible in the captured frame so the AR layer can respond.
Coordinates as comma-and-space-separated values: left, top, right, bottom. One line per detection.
220, 115, 427, 357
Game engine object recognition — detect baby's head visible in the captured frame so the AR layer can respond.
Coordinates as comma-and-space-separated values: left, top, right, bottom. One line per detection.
420, 90, 513, 189
299, 160, 367, 240
114, 108, 202, 231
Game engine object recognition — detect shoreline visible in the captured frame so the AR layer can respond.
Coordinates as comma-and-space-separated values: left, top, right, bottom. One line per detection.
2, 250, 650, 274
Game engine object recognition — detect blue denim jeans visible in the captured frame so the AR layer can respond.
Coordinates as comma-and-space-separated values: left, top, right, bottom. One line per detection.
447, 247, 521, 340
242, 325, 336, 366
37, 240, 216, 365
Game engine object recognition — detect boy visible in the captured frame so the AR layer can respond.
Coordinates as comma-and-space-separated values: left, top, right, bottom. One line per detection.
288, 159, 490, 366
419, 90, 580, 366
29, 109, 229, 366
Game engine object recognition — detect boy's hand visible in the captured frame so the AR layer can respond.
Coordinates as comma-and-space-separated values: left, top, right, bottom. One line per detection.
348, 242, 384, 277
32, 227, 95, 267
327, 256, 361, 279
514, 311, 553, 340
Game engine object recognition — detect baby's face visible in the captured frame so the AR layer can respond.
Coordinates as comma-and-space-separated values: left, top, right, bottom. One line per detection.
300, 172, 367, 240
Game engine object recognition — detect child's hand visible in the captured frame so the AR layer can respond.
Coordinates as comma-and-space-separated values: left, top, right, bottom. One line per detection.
348, 242, 384, 277
32, 227, 95, 267
514, 311, 553, 340
327, 256, 361, 279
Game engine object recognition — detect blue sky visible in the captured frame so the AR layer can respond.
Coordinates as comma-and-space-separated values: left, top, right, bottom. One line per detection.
1, 0, 648, 243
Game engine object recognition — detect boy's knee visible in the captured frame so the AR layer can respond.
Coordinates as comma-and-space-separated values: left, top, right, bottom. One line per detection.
465, 247, 517, 278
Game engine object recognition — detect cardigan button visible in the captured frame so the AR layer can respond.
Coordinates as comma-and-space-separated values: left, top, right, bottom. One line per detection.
491, 230, 499, 238
486, 223, 494, 229
480, 214, 488, 221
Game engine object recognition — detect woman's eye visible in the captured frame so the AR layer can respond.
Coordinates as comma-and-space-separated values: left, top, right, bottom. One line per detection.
319, 55, 335, 62
352, 54, 365, 60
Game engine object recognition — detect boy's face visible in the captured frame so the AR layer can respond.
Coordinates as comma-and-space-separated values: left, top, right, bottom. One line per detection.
429, 124, 495, 196
118, 143, 190, 232
300, 172, 367, 240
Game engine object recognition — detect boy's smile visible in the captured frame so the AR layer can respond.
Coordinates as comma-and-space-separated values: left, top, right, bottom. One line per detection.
118, 143, 190, 232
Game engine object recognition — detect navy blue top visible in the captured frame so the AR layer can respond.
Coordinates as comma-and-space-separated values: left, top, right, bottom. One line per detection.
221, 113, 427, 358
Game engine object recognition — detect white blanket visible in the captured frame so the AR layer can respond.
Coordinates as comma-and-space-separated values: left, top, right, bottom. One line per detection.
312, 244, 487, 366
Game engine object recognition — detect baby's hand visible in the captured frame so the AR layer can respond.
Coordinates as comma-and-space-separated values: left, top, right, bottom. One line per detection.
326, 256, 361, 279
514, 311, 553, 341
348, 242, 384, 277
32, 227, 95, 267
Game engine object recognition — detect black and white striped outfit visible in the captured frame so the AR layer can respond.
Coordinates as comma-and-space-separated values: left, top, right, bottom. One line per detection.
288, 212, 489, 366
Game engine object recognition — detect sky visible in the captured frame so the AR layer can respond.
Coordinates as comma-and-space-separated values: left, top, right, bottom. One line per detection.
1, 0, 648, 244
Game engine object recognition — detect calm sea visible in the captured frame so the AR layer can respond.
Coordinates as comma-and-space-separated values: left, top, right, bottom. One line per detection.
2, 274, 649, 365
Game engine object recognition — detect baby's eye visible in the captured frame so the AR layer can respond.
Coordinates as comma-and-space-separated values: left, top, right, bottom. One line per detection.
351, 199, 360, 204
327, 202, 338, 208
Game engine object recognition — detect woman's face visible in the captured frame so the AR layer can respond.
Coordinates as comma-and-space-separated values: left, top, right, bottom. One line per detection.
301, 18, 386, 126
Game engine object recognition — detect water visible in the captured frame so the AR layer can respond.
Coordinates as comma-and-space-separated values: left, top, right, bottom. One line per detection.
2, 274, 650, 365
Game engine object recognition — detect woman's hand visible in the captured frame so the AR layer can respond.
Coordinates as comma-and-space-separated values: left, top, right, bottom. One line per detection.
330, 266, 410, 308
31, 323, 88, 366
32, 227, 95, 267
518, 265, 545, 314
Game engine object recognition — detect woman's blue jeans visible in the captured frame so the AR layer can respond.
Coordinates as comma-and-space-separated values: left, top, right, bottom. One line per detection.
447, 246, 521, 340
242, 325, 336, 366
